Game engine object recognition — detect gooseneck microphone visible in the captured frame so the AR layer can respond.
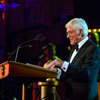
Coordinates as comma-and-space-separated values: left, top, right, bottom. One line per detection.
7, 44, 32, 61
14, 34, 46, 62
6, 34, 46, 62
14, 39, 34, 62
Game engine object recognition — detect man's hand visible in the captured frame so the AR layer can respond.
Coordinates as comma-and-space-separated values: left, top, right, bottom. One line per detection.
47, 59, 64, 69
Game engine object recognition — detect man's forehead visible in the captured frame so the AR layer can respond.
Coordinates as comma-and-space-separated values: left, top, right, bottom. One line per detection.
66, 26, 74, 31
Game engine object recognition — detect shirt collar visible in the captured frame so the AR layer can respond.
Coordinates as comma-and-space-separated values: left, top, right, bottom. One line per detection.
78, 37, 88, 49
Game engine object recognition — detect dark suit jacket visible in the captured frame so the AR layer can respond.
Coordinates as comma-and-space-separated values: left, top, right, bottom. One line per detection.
60, 39, 100, 100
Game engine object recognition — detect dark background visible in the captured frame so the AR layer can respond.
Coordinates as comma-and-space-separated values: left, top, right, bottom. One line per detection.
0, 0, 100, 63
0, 0, 100, 100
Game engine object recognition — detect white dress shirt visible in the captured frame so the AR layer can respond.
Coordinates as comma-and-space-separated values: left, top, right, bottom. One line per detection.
57, 37, 89, 79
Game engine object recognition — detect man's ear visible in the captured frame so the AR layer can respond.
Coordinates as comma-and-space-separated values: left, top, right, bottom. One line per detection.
79, 29, 84, 37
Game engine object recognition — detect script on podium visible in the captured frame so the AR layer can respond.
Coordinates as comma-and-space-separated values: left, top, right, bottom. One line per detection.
0, 61, 57, 80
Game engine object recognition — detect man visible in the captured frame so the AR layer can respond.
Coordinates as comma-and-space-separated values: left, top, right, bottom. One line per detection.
47, 18, 100, 100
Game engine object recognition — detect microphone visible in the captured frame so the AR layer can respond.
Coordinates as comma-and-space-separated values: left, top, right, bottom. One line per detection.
14, 40, 33, 62
7, 44, 32, 61
14, 34, 47, 62
7, 34, 46, 62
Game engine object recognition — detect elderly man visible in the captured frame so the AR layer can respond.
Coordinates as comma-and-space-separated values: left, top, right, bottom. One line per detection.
47, 18, 100, 100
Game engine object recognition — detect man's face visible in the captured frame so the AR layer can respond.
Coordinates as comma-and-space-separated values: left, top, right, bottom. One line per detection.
66, 26, 80, 45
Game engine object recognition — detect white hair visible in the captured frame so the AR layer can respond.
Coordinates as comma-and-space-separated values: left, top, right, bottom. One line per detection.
65, 18, 88, 36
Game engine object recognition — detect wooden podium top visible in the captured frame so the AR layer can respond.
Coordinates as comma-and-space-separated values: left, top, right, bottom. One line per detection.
0, 61, 57, 79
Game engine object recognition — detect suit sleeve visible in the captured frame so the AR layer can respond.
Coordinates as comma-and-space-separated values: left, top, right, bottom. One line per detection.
60, 45, 100, 83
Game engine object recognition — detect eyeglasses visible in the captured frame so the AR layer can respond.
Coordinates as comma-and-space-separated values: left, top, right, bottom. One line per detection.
65, 31, 75, 35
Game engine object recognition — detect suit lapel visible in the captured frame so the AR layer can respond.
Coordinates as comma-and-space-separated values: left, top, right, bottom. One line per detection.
71, 39, 91, 64
68, 46, 75, 62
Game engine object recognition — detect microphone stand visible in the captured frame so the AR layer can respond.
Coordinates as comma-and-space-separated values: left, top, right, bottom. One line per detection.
14, 38, 37, 62
15, 45, 20, 62
7, 45, 32, 61
10, 34, 46, 62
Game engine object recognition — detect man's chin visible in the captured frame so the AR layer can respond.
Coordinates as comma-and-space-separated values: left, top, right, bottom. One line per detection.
70, 43, 76, 45
70, 42, 74, 45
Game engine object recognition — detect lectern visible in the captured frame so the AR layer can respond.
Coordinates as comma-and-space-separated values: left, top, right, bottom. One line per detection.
0, 61, 58, 100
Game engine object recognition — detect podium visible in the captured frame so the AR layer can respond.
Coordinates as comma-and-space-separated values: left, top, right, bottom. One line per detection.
0, 61, 58, 100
